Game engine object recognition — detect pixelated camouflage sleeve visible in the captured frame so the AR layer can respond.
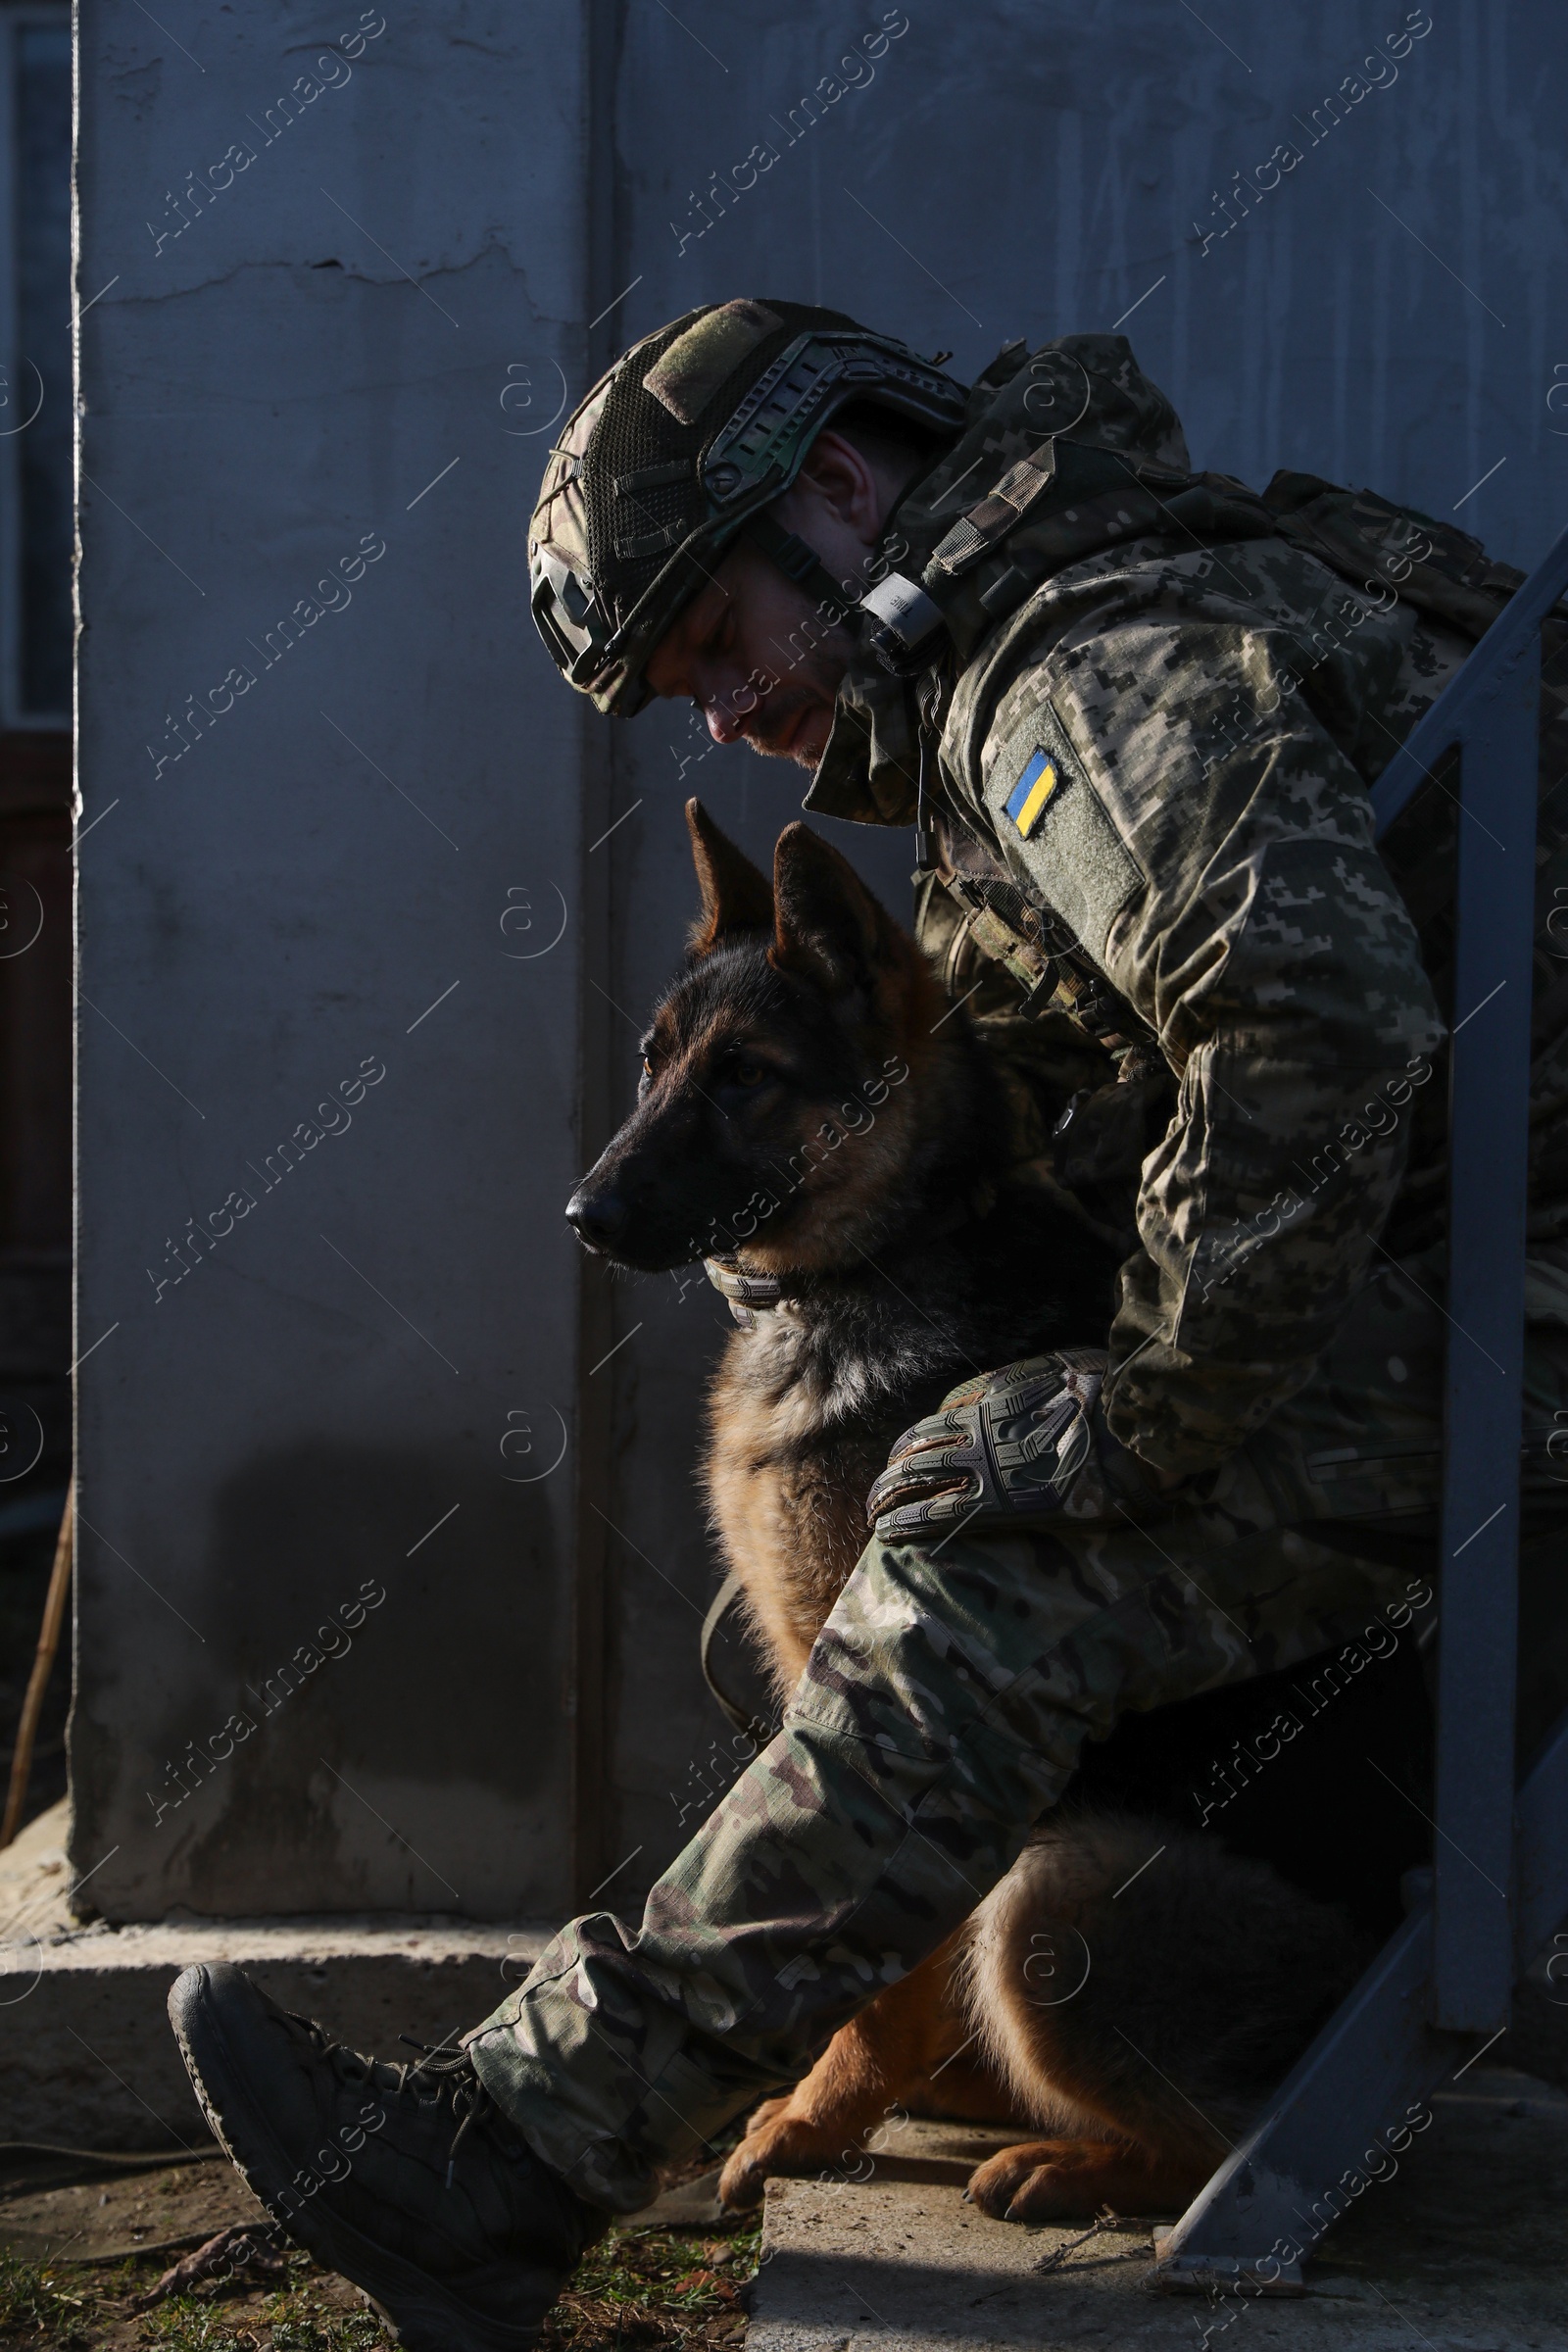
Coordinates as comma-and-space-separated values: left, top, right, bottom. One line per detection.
979, 592, 1446, 1475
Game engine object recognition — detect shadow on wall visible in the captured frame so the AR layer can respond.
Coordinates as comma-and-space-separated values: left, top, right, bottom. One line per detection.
72, 1440, 562, 1921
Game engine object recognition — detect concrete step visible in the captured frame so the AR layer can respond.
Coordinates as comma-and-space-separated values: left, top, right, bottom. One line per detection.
748, 2077, 1568, 2350
0, 1800, 554, 2148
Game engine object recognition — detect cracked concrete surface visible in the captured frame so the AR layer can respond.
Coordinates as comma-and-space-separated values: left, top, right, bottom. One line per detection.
749, 2081, 1568, 2350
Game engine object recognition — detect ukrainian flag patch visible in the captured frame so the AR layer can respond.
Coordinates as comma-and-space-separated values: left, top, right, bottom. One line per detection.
1004, 748, 1060, 840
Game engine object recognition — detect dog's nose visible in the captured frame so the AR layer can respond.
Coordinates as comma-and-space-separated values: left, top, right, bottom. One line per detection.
565, 1185, 628, 1250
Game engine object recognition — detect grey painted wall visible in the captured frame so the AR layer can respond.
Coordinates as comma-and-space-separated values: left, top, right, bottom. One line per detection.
74, 0, 1568, 1920
74, 1, 597, 1918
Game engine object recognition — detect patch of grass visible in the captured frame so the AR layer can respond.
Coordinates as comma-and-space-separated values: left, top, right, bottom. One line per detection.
0, 2247, 392, 2352
0, 2220, 761, 2352
266, 2310, 388, 2352
135, 2307, 269, 2352
542, 2222, 760, 2350
0, 2218, 762, 2352
136, 2296, 386, 2352
137, 2303, 375, 2352
133, 2250, 387, 2352
0, 2253, 95, 2343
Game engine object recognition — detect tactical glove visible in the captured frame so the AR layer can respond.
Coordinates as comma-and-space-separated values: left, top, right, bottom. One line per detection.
865, 1349, 1163, 1539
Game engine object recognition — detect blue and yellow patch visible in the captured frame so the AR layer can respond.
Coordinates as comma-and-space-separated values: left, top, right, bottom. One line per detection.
1004, 748, 1061, 840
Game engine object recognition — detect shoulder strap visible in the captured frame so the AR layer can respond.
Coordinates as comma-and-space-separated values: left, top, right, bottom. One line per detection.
924, 813, 1155, 1045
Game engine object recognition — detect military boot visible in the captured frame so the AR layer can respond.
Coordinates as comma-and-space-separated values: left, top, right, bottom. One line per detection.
169, 1962, 607, 2352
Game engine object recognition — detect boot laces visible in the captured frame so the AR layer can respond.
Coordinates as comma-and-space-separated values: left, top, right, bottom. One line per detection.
291, 2016, 506, 2185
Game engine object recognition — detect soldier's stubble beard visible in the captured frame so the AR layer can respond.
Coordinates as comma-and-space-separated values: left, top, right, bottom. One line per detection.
737, 618, 857, 768
698, 557, 860, 768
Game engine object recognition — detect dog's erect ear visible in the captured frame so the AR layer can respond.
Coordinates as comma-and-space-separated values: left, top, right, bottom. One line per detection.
770, 822, 901, 998
685, 799, 774, 955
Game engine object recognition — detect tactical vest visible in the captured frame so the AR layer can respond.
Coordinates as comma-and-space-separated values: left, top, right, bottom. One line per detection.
867, 338, 1544, 1049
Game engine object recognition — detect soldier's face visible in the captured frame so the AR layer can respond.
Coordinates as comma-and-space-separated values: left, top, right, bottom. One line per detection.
644, 542, 857, 769
643, 427, 892, 770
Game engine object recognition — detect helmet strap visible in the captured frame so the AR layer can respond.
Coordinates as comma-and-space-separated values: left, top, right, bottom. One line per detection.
745, 513, 860, 630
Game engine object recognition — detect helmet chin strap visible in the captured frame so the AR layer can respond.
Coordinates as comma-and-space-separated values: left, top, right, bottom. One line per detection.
746, 512, 950, 680
744, 513, 862, 630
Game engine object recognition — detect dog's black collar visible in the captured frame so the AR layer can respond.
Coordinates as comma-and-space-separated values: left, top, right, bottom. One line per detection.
704, 1181, 999, 1327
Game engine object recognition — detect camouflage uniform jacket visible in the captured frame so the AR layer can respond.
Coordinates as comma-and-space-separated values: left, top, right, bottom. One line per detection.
804, 334, 1568, 1477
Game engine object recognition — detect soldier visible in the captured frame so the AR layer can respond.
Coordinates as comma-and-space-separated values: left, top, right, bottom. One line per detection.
171, 300, 1568, 2349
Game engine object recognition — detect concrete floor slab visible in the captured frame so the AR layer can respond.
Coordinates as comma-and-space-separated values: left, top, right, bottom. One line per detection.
749, 2072, 1568, 2351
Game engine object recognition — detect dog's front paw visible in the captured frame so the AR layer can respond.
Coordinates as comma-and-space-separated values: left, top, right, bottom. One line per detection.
966, 2137, 1121, 2223
717, 2095, 874, 2210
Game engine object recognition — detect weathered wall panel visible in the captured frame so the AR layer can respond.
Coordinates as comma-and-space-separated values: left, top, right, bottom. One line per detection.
74, 1, 594, 1918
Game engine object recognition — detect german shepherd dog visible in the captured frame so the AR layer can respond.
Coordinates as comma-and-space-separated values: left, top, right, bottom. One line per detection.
566, 804, 1425, 2225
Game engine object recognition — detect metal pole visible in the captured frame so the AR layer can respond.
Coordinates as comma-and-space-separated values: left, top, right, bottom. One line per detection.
1428, 639, 1538, 2030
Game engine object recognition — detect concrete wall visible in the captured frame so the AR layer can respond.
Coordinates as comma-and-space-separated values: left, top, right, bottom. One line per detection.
74, 1, 600, 1918
74, 0, 1568, 1921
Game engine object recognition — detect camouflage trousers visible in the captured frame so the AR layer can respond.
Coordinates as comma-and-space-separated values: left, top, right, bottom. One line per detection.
466, 1248, 1568, 2212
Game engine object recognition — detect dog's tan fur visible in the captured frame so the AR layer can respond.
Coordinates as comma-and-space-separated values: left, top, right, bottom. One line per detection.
701, 1359, 874, 1687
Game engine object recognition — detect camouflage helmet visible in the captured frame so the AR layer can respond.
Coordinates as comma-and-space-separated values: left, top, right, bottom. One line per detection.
529, 298, 968, 715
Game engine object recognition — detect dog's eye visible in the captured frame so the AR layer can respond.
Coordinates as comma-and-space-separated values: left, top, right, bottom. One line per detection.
731, 1058, 766, 1088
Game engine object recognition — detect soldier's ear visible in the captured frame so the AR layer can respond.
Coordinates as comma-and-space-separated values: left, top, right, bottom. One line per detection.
685, 799, 774, 955
770, 823, 902, 999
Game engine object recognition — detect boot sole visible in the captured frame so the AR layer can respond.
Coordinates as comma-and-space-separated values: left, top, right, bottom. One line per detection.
169, 1964, 554, 2352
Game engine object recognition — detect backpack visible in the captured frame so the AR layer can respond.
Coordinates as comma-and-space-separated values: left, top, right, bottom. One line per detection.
869, 334, 1534, 680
